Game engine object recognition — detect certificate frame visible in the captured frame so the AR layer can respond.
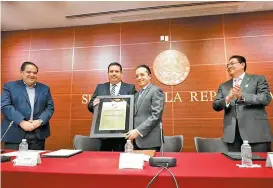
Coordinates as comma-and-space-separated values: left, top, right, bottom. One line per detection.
90, 95, 134, 138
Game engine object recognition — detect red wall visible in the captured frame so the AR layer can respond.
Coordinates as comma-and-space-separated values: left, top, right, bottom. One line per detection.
1, 11, 273, 151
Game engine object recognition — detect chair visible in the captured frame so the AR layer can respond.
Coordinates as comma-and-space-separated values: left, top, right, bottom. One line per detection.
194, 137, 229, 152
161, 135, 183, 152
73, 135, 101, 151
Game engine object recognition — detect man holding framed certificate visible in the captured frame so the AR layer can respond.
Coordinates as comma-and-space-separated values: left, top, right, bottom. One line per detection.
88, 62, 136, 151
126, 65, 164, 151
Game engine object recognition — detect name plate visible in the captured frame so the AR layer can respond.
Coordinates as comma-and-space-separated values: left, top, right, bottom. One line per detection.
265, 152, 273, 169
119, 153, 144, 169
13, 151, 41, 166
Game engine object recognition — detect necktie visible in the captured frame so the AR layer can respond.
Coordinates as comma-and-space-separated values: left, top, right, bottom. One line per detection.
110, 84, 116, 96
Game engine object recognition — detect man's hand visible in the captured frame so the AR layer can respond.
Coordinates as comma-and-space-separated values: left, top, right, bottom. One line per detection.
93, 98, 100, 107
232, 85, 243, 99
31, 120, 42, 129
225, 88, 235, 103
125, 129, 140, 140
19, 120, 35, 131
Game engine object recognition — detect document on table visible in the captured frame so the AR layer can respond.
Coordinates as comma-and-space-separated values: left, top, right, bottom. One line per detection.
41, 149, 83, 158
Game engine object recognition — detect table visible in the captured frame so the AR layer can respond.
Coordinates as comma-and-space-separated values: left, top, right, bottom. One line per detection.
1, 152, 272, 188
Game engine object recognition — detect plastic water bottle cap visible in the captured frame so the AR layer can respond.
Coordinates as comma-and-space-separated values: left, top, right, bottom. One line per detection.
22, 139, 27, 142
127, 140, 131, 143
243, 140, 248, 144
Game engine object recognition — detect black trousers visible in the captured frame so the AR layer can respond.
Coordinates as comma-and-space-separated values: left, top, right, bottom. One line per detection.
100, 138, 127, 151
4, 132, 45, 150
226, 122, 271, 152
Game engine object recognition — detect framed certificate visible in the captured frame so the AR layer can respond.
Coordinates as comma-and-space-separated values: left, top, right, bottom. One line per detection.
90, 95, 134, 138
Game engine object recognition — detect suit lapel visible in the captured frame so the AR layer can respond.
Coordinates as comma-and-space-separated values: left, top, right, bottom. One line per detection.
135, 83, 152, 114
240, 73, 252, 92
105, 82, 111, 95
119, 82, 125, 95
17, 80, 31, 106
34, 83, 40, 105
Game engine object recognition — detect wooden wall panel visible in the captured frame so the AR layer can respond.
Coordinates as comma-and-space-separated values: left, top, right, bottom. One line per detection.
31, 28, 74, 50
45, 119, 70, 150
30, 49, 73, 71
171, 39, 226, 65
121, 19, 169, 44
74, 46, 120, 70
173, 92, 223, 119
1, 31, 31, 51
162, 119, 173, 136
225, 36, 273, 62
71, 95, 93, 119
171, 15, 223, 41
121, 43, 169, 68
72, 70, 108, 94
172, 65, 227, 91
1, 10, 273, 151
51, 95, 71, 119
174, 119, 224, 151
38, 72, 72, 94
70, 120, 92, 142
1, 50, 29, 72
224, 11, 273, 37
75, 24, 120, 47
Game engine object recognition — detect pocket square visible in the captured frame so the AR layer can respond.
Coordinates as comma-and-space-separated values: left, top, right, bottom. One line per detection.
245, 84, 248, 88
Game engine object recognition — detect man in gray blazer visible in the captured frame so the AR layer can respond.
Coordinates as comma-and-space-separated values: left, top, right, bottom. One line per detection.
88, 62, 136, 151
126, 65, 164, 151
213, 55, 272, 152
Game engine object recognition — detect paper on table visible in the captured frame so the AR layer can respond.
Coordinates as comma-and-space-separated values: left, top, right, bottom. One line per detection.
119, 153, 144, 169
3, 150, 46, 157
265, 152, 273, 168
42, 149, 82, 157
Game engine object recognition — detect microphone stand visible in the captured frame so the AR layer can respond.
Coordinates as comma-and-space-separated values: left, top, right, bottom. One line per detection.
149, 122, 176, 167
1, 121, 14, 162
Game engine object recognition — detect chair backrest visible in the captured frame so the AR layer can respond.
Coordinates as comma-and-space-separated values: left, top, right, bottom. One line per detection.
73, 135, 101, 151
161, 135, 183, 152
194, 137, 229, 152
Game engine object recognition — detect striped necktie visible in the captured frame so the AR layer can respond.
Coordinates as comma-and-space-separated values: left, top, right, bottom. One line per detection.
110, 84, 117, 96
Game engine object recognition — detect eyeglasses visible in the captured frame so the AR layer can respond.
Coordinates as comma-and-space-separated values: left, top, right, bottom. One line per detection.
226, 62, 239, 68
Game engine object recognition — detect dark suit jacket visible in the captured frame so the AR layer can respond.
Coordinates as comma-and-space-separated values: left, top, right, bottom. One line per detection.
213, 73, 272, 143
1, 80, 54, 143
88, 82, 136, 113
134, 83, 164, 148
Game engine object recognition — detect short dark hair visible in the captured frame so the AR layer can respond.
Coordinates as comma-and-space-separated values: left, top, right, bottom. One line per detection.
229, 55, 247, 71
136, 64, 151, 75
21, 62, 39, 72
108, 62, 122, 73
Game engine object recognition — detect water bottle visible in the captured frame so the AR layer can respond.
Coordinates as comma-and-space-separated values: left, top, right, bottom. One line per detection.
124, 140, 134, 153
241, 140, 252, 167
19, 139, 28, 153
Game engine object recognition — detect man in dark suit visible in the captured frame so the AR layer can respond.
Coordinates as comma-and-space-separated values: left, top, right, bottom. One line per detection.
213, 55, 272, 152
126, 65, 164, 151
88, 62, 136, 151
1, 62, 54, 150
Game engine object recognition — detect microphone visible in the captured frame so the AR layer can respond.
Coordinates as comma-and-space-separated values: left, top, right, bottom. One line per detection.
149, 122, 176, 167
1, 121, 14, 163
1, 121, 14, 142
